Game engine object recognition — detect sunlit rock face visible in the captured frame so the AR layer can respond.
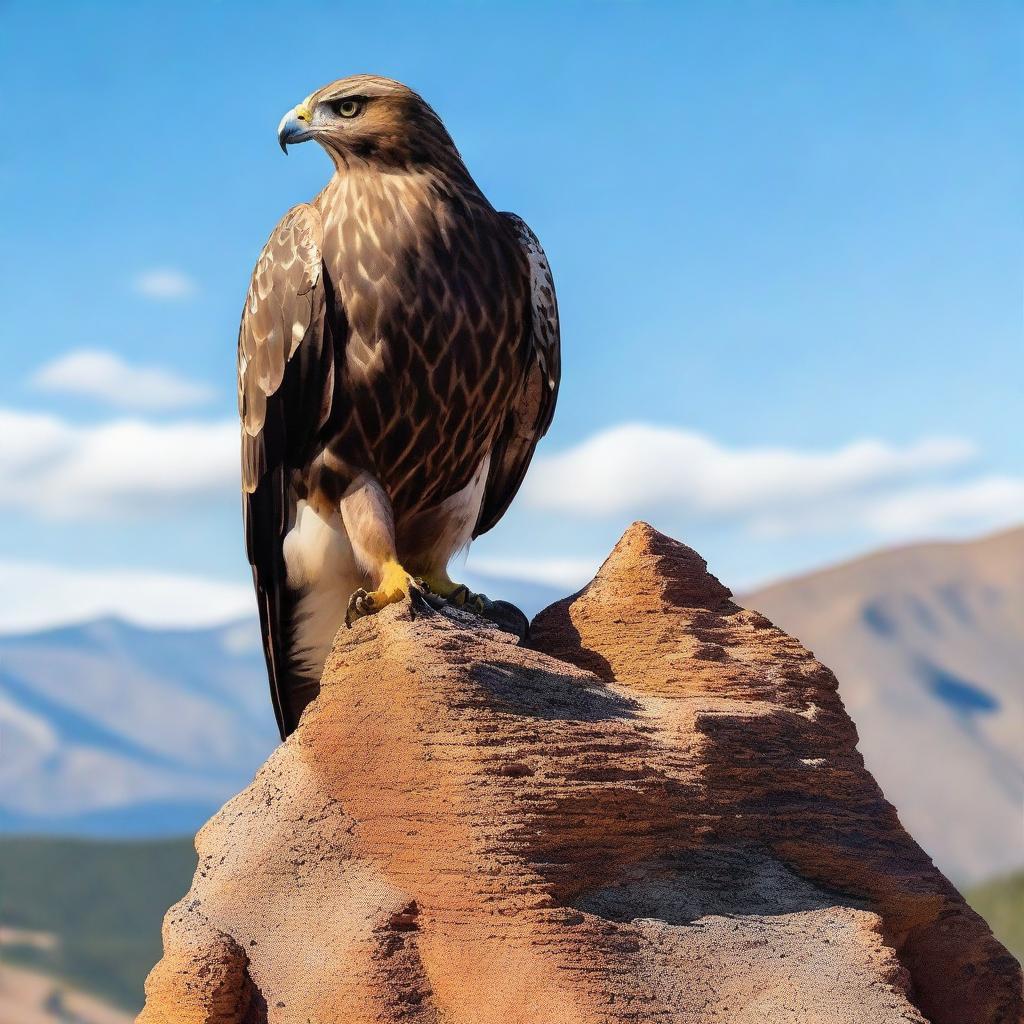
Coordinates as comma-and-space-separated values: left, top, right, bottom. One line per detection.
137, 524, 1022, 1024
743, 525, 1024, 885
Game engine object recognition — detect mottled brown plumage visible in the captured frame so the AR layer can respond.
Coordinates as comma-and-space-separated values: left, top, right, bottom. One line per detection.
238, 76, 559, 737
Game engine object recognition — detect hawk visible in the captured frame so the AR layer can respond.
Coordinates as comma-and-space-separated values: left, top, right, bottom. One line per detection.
238, 76, 560, 738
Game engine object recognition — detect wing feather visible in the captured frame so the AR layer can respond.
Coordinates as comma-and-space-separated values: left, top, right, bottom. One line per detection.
238, 204, 334, 738
474, 213, 560, 537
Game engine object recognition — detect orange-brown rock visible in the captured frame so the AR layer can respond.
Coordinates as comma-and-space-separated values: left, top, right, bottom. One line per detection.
138, 524, 1022, 1024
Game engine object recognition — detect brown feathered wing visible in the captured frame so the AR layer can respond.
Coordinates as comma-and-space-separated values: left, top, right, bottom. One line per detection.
475, 214, 561, 536
238, 204, 336, 738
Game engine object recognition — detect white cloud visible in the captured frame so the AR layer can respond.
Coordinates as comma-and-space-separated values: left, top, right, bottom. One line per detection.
0, 407, 236, 519
524, 424, 976, 520
133, 268, 198, 300
863, 477, 1024, 538
32, 350, 214, 411
0, 560, 254, 633
2, 402, 1018, 592
467, 555, 599, 591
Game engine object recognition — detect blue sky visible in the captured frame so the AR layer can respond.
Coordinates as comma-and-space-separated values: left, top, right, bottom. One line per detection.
0, 0, 1020, 629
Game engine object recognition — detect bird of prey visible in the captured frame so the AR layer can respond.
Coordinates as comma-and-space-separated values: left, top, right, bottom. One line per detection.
238, 75, 560, 738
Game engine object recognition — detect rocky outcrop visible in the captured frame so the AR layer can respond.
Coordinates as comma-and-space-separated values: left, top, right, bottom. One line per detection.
138, 524, 1022, 1024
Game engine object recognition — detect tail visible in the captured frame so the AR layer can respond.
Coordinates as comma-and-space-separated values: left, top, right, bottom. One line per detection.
253, 571, 320, 739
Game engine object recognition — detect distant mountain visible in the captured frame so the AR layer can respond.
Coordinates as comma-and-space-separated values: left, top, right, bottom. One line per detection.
744, 527, 1024, 885
0, 617, 278, 836
0, 571, 560, 838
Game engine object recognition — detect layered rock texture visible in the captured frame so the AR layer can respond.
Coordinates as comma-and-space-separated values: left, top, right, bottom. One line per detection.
743, 526, 1024, 884
138, 524, 1022, 1024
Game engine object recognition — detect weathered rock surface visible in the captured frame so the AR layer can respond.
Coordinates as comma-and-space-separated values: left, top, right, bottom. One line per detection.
138, 524, 1022, 1024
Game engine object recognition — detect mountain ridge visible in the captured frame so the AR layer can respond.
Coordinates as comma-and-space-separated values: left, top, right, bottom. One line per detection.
0, 616, 278, 836
746, 525, 1024, 597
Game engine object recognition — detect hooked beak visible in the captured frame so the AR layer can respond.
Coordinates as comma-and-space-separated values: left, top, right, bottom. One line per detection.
277, 104, 314, 153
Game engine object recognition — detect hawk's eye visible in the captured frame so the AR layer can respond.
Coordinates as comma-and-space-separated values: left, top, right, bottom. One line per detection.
332, 98, 364, 119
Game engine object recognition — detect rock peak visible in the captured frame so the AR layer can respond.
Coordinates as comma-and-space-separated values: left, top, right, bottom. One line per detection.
138, 529, 1022, 1024
587, 521, 733, 609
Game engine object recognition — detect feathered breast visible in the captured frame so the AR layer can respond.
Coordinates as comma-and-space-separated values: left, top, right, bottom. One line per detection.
313, 169, 532, 519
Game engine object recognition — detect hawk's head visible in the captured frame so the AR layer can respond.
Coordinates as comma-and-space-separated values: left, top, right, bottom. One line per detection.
277, 75, 457, 170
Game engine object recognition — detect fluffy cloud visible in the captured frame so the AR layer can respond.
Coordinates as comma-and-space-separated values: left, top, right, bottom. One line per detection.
132, 268, 198, 300
32, 350, 214, 411
0, 560, 254, 633
523, 424, 977, 519
0, 408, 236, 519
863, 477, 1024, 537
519, 422, 1024, 546
3, 403, 1019, 558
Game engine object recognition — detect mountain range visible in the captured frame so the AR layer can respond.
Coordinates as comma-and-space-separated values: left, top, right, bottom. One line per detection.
0, 616, 277, 836
0, 533, 1018, 885
0, 570, 558, 838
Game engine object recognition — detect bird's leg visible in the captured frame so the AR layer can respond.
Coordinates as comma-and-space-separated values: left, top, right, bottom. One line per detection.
420, 568, 492, 615
339, 475, 421, 626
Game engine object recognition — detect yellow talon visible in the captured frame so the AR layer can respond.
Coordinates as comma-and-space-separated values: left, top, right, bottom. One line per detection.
378, 560, 414, 602
419, 571, 461, 600
346, 560, 416, 626
420, 572, 490, 614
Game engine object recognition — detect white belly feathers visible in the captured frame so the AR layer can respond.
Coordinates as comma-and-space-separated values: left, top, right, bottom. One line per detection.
282, 499, 362, 678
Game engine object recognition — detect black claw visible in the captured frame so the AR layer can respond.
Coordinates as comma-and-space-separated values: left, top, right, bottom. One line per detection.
408, 580, 427, 620
346, 587, 371, 627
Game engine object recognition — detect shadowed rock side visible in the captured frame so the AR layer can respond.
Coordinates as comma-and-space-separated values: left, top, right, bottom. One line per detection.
138, 523, 1022, 1024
